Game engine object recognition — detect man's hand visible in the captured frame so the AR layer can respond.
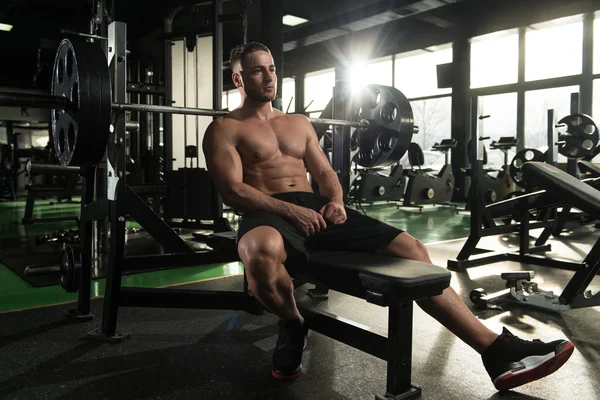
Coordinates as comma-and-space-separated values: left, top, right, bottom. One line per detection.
319, 201, 347, 225
288, 205, 328, 237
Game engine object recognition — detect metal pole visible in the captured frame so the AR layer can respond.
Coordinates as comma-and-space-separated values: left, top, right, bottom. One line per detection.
212, 0, 224, 223
547, 109, 557, 166
27, 161, 81, 175
183, 37, 188, 168
213, 0, 223, 113
0, 91, 69, 109
242, 4, 249, 45
101, 20, 128, 338
195, 36, 200, 169
113, 102, 228, 116
0, 91, 376, 128
309, 117, 368, 129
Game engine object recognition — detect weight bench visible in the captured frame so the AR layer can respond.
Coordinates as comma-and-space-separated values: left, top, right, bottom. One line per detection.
578, 160, 600, 178
204, 231, 451, 399
471, 162, 600, 311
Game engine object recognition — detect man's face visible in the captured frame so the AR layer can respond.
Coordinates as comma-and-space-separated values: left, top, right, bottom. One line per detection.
237, 50, 277, 103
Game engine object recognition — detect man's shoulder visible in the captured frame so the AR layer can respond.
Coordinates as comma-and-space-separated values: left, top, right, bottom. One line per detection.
276, 112, 311, 129
204, 115, 241, 148
207, 114, 240, 133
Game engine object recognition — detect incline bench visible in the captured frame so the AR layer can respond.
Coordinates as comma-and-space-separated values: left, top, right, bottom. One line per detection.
205, 232, 451, 399
471, 161, 600, 311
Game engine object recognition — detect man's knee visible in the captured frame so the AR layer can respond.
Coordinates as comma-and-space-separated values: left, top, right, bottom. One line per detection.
382, 233, 430, 262
412, 238, 428, 259
238, 226, 287, 285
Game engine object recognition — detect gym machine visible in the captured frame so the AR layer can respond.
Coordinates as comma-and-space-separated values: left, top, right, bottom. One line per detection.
401, 139, 457, 209
463, 135, 517, 209
350, 163, 405, 205
449, 100, 600, 311
449, 104, 567, 271
469, 161, 600, 312
21, 160, 81, 224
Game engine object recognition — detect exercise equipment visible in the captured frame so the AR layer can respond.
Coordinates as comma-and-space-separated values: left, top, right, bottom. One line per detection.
509, 115, 600, 191
24, 244, 82, 293
555, 114, 599, 159
401, 139, 457, 208
469, 162, 600, 311
0, 43, 416, 169
449, 101, 558, 270
104, 229, 451, 400
350, 163, 405, 203
22, 160, 81, 225
35, 229, 80, 246
0, 143, 16, 200
466, 136, 517, 206
509, 148, 546, 191
352, 85, 416, 168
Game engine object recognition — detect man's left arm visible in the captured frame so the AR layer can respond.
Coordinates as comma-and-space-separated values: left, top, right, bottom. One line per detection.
301, 116, 347, 224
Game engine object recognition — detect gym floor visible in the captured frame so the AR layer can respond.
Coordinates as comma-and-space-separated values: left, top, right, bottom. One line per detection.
1, 199, 599, 399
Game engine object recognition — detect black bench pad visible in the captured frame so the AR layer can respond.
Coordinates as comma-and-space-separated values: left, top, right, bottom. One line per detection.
206, 232, 451, 303
304, 251, 450, 302
522, 162, 600, 219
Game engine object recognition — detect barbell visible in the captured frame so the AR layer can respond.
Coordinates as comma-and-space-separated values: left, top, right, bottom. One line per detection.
0, 39, 416, 168
24, 244, 82, 293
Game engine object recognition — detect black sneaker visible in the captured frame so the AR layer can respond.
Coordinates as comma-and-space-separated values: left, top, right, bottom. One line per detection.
482, 327, 574, 391
271, 318, 308, 380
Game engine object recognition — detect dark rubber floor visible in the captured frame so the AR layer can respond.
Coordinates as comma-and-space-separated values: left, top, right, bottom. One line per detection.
1, 229, 599, 400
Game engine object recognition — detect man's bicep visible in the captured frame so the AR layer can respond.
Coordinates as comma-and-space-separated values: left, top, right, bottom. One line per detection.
303, 123, 333, 179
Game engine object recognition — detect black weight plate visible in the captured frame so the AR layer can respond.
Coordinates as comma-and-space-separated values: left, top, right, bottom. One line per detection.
51, 39, 109, 167
59, 244, 81, 293
71, 41, 99, 166
557, 114, 599, 159
509, 148, 545, 191
80, 43, 110, 166
51, 40, 78, 165
51, 39, 93, 166
354, 84, 414, 168
71, 41, 109, 167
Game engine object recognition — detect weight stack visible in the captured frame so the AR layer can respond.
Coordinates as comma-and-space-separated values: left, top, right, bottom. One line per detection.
166, 168, 220, 222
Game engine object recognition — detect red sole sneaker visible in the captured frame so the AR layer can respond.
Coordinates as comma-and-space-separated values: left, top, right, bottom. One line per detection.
272, 369, 302, 380
494, 341, 575, 391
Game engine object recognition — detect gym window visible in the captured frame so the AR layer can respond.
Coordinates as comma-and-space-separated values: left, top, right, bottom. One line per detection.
304, 68, 335, 114
470, 31, 519, 89
525, 17, 583, 82
349, 55, 393, 93
524, 85, 579, 161
478, 93, 518, 166
394, 45, 453, 99
595, 16, 600, 74
408, 96, 452, 152
224, 89, 242, 111
593, 79, 600, 123
282, 77, 295, 113
221, 93, 228, 110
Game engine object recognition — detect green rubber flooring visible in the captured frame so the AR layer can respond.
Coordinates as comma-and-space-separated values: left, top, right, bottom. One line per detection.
0, 199, 470, 313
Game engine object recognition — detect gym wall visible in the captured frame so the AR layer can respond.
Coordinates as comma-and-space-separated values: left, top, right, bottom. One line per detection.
170, 36, 213, 170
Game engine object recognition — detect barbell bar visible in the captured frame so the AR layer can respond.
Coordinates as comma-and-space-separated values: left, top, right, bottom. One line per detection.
0, 91, 371, 129
2, 39, 415, 168
27, 160, 81, 175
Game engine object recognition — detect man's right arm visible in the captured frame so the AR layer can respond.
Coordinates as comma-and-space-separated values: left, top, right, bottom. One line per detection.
202, 119, 294, 217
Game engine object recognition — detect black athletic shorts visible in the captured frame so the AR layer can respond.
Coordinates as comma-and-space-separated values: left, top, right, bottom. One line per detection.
236, 192, 404, 267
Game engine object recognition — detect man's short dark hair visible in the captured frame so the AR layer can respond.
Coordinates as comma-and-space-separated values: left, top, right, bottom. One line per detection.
229, 42, 271, 71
